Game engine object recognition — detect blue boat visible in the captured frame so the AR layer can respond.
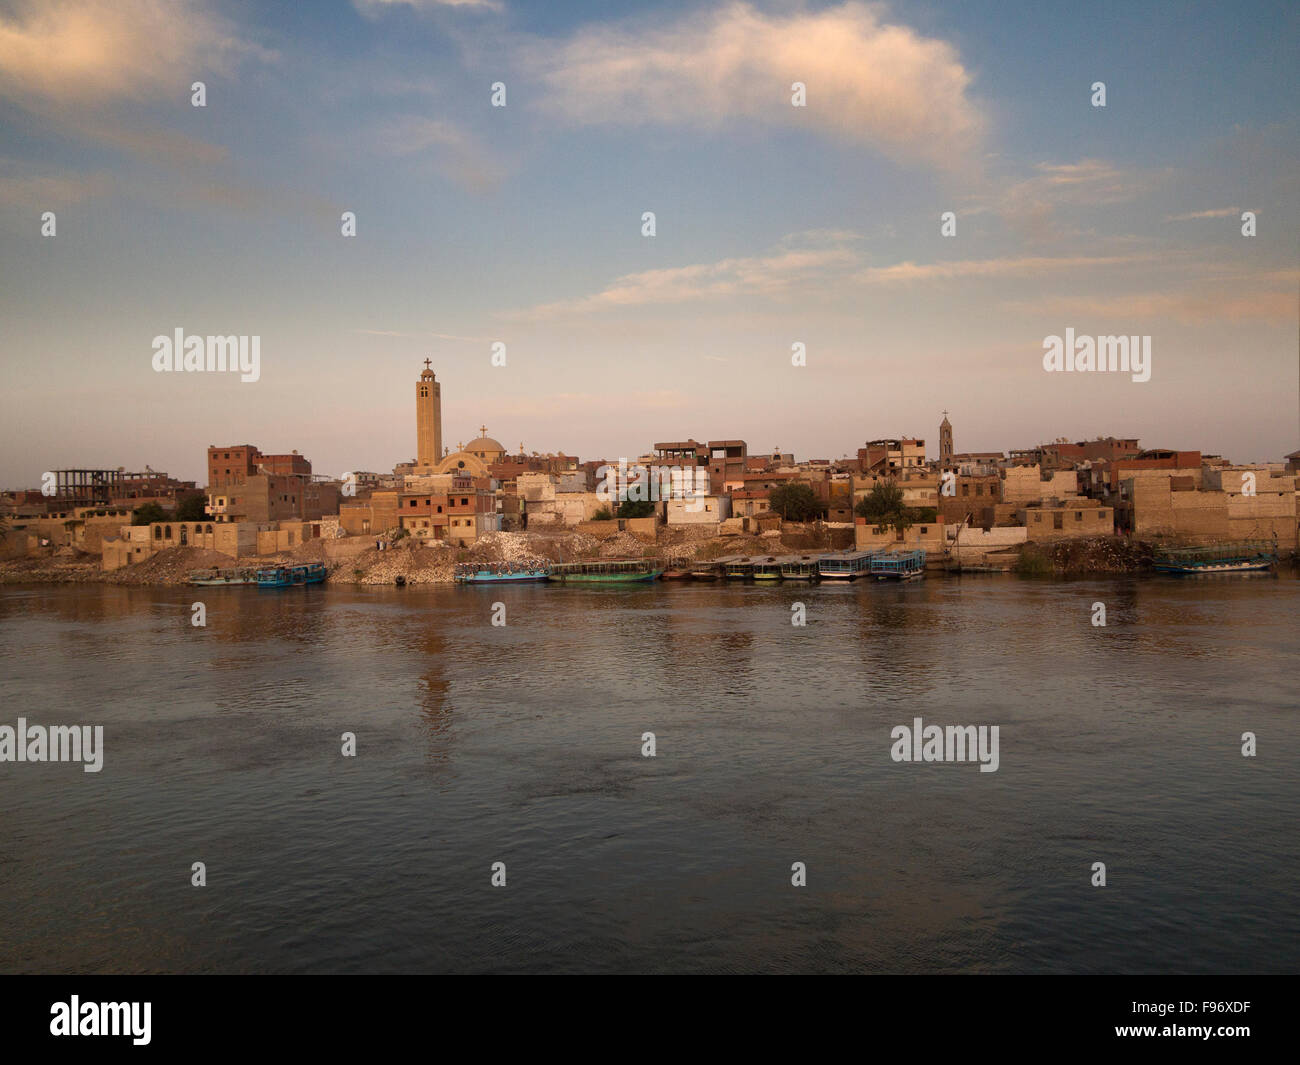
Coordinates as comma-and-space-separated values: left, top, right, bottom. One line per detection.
1152, 542, 1274, 575
817, 550, 879, 580
454, 562, 552, 584
869, 549, 927, 580
257, 562, 327, 588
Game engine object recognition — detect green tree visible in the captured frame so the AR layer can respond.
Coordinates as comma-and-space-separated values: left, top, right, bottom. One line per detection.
855, 480, 905, 522
616, 498, 656, 519
768, 482, 822, 521
592, 507, 613, 521
131, 502, 167, 526
854, 480, 927, 538
175, 494, 208, 522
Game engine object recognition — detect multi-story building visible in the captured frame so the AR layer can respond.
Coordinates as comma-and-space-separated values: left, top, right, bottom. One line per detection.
857, 438, 926, 476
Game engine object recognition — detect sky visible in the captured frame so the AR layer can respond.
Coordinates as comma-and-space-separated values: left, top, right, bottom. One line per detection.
1, 0, 1297, 486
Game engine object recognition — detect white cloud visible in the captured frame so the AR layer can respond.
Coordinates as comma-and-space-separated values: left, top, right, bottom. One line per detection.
530, 2, 984, 171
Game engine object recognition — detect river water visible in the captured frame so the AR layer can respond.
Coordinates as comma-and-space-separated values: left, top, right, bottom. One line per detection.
1, 576, 1297, 973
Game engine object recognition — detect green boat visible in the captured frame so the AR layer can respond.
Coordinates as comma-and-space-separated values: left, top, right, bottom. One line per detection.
723, 556, 756, 580
548, 559, 665, 583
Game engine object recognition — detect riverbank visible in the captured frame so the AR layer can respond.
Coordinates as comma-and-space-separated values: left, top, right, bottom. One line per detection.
1, 531, 1288, 586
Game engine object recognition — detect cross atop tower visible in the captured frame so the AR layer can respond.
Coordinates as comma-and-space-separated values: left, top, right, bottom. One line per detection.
479, 424, 488, 437
424, 358, 432, 369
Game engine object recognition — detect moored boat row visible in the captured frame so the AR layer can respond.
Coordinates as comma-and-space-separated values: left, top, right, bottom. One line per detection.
451, 551, 931, 584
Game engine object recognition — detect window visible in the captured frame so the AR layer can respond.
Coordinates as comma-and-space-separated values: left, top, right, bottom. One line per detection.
1075, 511, 1083, 521
461, 498, 469, 506
1053, 513, 1063, 530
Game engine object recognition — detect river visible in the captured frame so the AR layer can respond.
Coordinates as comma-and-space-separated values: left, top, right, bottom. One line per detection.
1, 576, 1296, 973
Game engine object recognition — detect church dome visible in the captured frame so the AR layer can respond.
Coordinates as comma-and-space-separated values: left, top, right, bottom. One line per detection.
467, 436, 505, 453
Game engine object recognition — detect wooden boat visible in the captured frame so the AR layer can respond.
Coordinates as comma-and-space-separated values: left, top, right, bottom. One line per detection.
750, 556, 785, 580
689, 559, 725, 580
548, 559, 665, 583
189, 567, 258, 586
257, 562, 327, 588
779, 555, 820, 581
454, 562, 551, 584
870, 549, 926, 581
1153, 542, 1275, 575
660, 557, 693, 580
817, 550, 878, 580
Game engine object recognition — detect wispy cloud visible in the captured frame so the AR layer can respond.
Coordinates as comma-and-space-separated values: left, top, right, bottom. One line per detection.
529, 1, 985, 171
1003, 282, 1296, 324
0, 162, 113, 208
1165, 206, 1244, 221
353, 0, 503, 15
375, 116, 505, 191
854, 254, 1154, 285
352, 329, 496, 342
507, 244, 857, 320
964, 159, 1146, 242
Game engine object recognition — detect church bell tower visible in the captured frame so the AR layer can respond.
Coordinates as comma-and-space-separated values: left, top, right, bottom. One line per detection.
416, 359, 442, 467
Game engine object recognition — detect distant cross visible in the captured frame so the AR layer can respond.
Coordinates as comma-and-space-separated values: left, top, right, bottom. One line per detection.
479, 424, 488, 437
424, 358, 432, 369
942, 409, 949, 418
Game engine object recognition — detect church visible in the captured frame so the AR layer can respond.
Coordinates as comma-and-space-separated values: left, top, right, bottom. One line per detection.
401, 360, 508, 480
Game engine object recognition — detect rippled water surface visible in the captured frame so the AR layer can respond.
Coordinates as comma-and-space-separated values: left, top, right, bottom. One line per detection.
1, 576, 1297, 973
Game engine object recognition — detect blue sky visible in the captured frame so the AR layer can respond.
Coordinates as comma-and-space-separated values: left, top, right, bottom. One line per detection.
1, 0, 1296, 485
